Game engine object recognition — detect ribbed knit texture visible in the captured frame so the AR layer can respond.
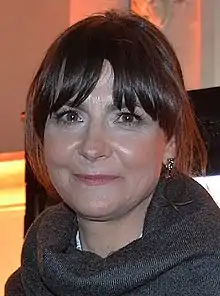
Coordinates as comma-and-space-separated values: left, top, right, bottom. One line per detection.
5, 174, 220, 295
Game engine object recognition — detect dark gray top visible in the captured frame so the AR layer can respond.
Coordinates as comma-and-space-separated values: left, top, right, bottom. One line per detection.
5, 173, 220, 295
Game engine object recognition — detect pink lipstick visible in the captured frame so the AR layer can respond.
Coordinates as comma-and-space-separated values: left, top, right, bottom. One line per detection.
74, 174, 120, 186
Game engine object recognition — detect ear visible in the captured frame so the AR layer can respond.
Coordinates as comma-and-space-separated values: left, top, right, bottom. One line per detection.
163, 136, 176, 165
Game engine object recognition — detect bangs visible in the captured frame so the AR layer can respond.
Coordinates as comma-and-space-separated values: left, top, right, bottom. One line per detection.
34, 13, 180, 140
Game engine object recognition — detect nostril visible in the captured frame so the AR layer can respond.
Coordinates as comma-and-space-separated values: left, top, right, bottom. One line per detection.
79, 144, 107, 161
78, 135, 112, 161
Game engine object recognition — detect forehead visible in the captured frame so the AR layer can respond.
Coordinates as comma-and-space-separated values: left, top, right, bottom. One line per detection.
59, 60, 115, 110
72, 60, 115, 108
90, 60, 114, 97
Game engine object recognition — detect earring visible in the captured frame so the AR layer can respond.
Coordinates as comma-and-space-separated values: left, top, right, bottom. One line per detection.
162, 157, 192, 212
165, 158, 175, 178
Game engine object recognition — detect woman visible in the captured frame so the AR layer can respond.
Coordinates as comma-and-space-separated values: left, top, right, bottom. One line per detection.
6, 10, 220, 295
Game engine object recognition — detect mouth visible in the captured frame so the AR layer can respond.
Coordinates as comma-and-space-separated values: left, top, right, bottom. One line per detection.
74, 174, 120, 186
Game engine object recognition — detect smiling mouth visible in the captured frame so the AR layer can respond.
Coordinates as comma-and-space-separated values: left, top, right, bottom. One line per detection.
74, 174, 120, 186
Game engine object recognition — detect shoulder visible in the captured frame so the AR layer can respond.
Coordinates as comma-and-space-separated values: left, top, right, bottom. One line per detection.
5, 269, 25, 296
164, 254, 220, 296
150, 173, 220, 253
5, 203, 74, 296
164, 173, 220, 221
177, 175, 220, 249
182, 175, 220, 231
25, 202, 73, 233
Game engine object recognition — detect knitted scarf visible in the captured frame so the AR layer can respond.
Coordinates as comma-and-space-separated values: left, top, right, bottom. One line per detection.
20, 174, 220, 295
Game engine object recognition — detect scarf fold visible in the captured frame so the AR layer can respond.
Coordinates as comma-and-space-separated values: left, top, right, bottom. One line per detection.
20, 174, 219, 296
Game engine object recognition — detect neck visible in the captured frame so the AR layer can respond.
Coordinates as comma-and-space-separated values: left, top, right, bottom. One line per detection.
77, 198, 151, 258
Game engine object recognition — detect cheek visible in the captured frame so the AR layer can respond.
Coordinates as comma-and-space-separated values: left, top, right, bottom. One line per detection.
44, 128, 79, 166
113, 130, 166, 171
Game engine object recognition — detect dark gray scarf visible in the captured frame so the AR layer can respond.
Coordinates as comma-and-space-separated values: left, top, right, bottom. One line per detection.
15, 174, 220, 295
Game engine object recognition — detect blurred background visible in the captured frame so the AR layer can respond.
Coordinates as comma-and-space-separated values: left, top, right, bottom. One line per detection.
0, 1, 220, 295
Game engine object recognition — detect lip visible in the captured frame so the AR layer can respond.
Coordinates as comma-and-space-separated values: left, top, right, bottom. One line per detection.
74, 174, 120, 186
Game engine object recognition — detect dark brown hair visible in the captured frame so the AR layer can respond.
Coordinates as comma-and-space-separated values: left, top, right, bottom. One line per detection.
25, 10, 207, 195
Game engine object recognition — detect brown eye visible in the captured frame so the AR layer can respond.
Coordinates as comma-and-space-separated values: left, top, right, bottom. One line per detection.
54, 109, 83, 125
65, 111, 82, 122
114, 111, 143, 127
121, 113, 135, 123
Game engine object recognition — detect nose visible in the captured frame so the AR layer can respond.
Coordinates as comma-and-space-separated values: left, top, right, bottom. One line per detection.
78, 124, 112, 162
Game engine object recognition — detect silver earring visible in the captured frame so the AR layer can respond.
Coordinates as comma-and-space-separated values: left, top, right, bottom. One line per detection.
165, 158, 175, 178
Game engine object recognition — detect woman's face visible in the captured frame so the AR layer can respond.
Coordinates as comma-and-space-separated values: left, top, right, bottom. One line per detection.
44, 61, 175, 221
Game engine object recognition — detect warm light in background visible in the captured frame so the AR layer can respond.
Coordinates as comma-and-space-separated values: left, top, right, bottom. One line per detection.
0, 159, 25, 209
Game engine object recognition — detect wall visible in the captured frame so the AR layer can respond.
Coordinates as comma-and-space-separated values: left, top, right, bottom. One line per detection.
213, 0, 220, 86
164, 0, 201, 90
213, 0, 220, 87
0, 0, 69, 152
165, 0, 220, 90
70, 0, 129, 24
205, 0, 220, 87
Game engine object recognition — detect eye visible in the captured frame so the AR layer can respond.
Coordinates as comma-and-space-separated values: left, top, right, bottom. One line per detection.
120, 113, 136, 123
115, 112, 143, 125
53, 109, 83, 125
65, 111, 82, 123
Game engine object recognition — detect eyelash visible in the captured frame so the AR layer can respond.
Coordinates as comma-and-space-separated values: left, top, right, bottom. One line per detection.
52, 108, 145, 127
53, 109, 83, 125
114, 112, 144, 126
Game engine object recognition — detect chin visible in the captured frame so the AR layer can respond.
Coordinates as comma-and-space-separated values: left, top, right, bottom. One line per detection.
76, 210, 118, 222
68, 201, 123, 222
